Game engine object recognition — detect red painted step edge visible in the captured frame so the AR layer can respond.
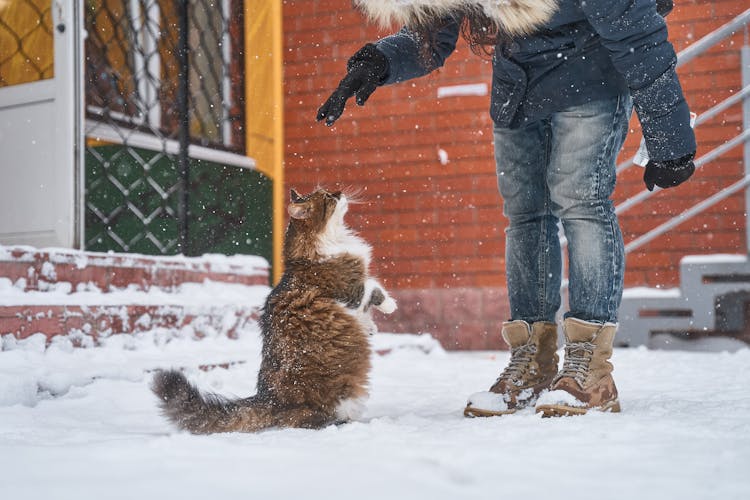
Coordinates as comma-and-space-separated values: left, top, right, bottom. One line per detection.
0, 247, 269, 348
0, 247, 270, 292
0, 304, 261, 347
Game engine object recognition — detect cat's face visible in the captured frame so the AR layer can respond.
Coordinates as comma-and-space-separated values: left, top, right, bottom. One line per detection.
284, 188, 367, 263
287, 188, 346, 231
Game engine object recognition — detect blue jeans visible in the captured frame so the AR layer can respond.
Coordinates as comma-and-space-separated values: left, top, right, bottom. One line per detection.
493, 95, 632, 324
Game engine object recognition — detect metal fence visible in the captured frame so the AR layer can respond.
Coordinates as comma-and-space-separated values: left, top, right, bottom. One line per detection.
83, 0, 267, 257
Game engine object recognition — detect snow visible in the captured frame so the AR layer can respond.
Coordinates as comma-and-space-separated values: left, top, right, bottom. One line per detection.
437, 148, 449, 165
1, 323, 749, 500
621, 286, 681, 299
0, 276, 270, 307
2, 245, 269, 276
681, 254, 748, 265
436, 83, 488, 98
466, 390, 509, 412
536, 388, 585, 407
650, 332, 749, 352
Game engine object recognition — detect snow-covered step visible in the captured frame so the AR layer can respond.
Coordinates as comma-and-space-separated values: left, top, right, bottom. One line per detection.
619, 288, 695, 346
679, 254, 750, 330
619, 254, 750, 346
0, 303, 261, 345
0, 245, 269, 293
0, 245, 271, 347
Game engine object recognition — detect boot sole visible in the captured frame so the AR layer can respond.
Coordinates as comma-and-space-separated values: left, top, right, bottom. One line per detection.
464, 405, 517, 418
464, 384, 551, 418
536, 399, 621, 417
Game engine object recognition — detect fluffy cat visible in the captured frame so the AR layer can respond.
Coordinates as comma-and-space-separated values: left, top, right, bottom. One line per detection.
151, 188, 396, 433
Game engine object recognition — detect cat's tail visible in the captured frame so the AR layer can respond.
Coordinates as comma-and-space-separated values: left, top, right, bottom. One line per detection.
151, 369, 276, 434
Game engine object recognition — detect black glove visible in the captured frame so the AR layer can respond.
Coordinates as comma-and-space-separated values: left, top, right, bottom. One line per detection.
316, 43, 389, 126
656, 0, 674, 17
643, 152, 696, 191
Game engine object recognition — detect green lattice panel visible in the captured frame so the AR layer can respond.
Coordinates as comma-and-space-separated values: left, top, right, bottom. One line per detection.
85, 145, 272, 263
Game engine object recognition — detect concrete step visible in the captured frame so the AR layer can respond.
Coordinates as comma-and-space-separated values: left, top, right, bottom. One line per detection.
619, 254, 750, 346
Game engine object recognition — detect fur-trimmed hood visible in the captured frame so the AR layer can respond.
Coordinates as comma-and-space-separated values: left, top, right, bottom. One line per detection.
353, 0, 559, 36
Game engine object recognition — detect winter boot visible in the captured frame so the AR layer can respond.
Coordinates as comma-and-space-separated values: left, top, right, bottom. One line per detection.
535, 317, 620, 417
464, 320, 559, 417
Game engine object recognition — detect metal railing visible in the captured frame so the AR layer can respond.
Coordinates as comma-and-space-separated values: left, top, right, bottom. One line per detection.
617, 9, 750, 255
83, 0, 252, 256
561, 9, 750, 288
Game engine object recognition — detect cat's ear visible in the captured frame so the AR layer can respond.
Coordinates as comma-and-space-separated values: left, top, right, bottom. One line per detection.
288, 202, 311, 220
290, 189, 303, 203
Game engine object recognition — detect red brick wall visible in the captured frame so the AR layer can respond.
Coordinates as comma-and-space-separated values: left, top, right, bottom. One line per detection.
281, 0, 748, 349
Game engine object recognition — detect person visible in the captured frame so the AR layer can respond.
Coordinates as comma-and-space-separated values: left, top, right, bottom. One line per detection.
316, 0, 696, 417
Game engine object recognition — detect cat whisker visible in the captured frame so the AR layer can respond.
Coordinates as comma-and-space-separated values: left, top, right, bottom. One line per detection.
340, 185, 365, 204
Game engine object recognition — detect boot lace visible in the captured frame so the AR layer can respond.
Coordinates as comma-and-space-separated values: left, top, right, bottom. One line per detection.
498, 343, 537, 385
556, 341, 596, 385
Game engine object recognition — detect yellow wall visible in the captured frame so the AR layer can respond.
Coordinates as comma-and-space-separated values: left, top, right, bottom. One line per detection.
246, 0, 284, 282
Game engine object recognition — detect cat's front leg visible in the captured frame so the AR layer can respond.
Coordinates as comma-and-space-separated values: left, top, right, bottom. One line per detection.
361, 278, 397, 314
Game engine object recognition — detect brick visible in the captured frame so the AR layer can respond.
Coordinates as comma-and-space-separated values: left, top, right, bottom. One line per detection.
62, 308, 89, 334
49, 263, 109, 292
0, 307, 29, 334
108, 266, 153, 291
452, 321, 493, 350
0, 306, 65, 339
231, 274, 270, 287
474, 273, 506, 288
0, 261, 36, 289
151, 267, 177, 289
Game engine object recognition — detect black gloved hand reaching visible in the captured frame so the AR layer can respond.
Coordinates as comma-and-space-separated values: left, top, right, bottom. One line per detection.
643, 152, 696, 191
316, 43, 389, 126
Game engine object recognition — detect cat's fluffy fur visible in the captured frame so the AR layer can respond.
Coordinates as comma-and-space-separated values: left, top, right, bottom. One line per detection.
151, 188, 396, 433
353, 0, 559, 36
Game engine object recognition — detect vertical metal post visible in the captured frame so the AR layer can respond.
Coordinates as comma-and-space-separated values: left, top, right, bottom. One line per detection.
177, 0, 190, 255
52, 0, 85, 249
73, 0, 85, 249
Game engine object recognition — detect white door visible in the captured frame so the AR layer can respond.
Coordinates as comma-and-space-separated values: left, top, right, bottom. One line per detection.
0, 0, 83, 248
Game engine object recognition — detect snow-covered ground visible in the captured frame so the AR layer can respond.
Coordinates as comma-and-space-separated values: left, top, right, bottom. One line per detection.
1, 325, 749, 500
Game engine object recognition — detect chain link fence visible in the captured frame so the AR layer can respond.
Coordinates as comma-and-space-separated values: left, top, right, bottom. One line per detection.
83, 0, 269, 259
0, 0, 54, 87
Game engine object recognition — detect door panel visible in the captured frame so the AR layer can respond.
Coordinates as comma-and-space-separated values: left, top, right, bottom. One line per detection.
0, 0, 82, 248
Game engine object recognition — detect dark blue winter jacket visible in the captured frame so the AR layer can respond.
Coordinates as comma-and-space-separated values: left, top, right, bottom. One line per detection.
375, 0, 696, 162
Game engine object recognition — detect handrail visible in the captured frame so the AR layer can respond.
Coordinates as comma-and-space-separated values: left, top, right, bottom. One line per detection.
615, 5, 750, 254
694, 85, 750, 126
559, 128, 750, 249
562, 175, 750, 289
625, 174, 750, 254
615, 128, 750, 215
675, 8, 750, 68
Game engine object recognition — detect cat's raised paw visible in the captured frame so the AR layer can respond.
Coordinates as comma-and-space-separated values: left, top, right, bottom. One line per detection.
378, 297, 397, 314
